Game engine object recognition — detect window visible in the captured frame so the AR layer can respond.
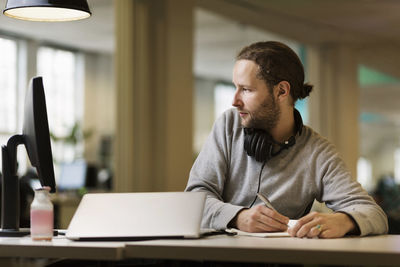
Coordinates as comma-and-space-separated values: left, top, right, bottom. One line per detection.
0, 37, 19, 172
214, 83, 235, 120
357, 157, 373, 192
0, 38, 18, 134
0, 38, 85, 177
37, 46, 84, 163
295, 99, 309, 125
394, 148, 400, 184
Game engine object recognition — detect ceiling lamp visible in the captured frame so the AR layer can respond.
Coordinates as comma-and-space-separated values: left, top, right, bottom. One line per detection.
3, 0, 91, 22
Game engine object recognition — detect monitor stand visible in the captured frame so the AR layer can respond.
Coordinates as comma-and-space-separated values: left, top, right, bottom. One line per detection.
1, 136, 29, 237
0, 228, 30, 237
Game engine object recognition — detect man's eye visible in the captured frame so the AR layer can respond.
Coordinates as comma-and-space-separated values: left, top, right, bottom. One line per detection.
242, 88, 250, 92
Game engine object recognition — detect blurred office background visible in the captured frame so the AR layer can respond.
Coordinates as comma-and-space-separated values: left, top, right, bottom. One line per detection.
1, 0, 400, 228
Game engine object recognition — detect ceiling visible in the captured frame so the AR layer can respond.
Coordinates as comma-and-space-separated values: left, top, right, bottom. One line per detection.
198, 0, 400, 44
0, 0, 399, 157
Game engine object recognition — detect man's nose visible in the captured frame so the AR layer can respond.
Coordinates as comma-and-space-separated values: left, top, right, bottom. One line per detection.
232, 90, 242, 107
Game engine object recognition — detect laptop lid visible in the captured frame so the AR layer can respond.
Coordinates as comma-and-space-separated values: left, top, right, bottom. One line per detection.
66, 191, 206, 241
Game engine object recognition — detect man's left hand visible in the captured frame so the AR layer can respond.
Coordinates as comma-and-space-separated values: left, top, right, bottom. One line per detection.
287, 212, 356, 238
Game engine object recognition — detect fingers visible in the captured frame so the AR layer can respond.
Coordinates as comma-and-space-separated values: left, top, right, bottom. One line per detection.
257, 214, 287, 232
296, 221, 324, 238
288, 212, 353, 239
236, 205, 289, 232
288, 211, 324, 238
260, 206, 290, 225
319, 229, 334, 239
257, 206, 289, 231
288, 211, 316, 236
306, 224, 323, 238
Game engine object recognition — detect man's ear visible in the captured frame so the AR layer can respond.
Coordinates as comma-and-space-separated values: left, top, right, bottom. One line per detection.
275, 81, 290, 100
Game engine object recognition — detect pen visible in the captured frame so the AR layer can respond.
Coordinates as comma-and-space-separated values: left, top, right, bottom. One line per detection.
257, 193, 276, 211
257, 193, 292, 228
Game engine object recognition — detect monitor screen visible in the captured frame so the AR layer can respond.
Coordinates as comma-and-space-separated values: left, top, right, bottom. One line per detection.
58, 160, 87, 191
23, 76, 56, 193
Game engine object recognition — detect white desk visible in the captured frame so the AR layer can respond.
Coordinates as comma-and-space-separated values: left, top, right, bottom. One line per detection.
125, 235, 400, 266
0, 235, 400, 266
0, 236, 125, 261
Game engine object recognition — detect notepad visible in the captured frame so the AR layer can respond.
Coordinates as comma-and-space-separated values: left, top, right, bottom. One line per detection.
226, 219, 297, 238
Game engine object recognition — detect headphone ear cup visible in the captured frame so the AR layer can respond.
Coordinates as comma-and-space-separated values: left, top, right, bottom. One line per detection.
244, 129, 253, 157
256, 133, 267, 162
250, 131, 261, 158
244, 129, 271, 163
244, 128, 259, 159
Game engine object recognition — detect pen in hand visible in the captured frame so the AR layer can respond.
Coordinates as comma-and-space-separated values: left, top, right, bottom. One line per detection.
257, 193, 276, 211
257, 193, 291, 228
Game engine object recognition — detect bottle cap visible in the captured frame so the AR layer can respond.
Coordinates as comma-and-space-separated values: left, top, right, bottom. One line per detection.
36, 186, 51, 191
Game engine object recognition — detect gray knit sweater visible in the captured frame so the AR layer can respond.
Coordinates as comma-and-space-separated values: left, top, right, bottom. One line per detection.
185, 108, 388, 236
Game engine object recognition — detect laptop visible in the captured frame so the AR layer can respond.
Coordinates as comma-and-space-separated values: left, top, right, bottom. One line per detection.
66, 191, 206, 241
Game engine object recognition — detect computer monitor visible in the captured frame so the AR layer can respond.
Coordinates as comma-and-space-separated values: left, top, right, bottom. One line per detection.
1, 76, 56, 236
58, 160, 87, 191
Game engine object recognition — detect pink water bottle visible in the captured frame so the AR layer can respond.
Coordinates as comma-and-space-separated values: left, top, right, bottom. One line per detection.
30, 187, 54, 241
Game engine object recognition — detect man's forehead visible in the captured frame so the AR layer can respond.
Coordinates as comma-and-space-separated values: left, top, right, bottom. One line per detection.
232, 60, 260, 84
234, 59, 258, 73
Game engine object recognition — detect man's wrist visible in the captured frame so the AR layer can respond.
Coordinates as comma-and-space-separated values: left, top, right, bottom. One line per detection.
228, 208, 246, 228
227, 217, 237, 228
336, 211, 360, 235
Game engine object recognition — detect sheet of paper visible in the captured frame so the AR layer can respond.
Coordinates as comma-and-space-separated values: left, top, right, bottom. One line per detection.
226, 219, 298, 238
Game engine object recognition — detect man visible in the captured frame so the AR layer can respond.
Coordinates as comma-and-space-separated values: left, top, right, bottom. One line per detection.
185, 41, 388, 238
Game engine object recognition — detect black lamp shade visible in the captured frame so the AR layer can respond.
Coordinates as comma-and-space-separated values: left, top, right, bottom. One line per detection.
4, 0, 92, 21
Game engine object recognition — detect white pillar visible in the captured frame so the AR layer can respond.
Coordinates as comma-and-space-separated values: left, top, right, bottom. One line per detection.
307, 45, 359, 178
114, 0, 194, 192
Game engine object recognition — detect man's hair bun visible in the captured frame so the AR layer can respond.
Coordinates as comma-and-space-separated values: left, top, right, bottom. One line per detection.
299, 83, 313, 99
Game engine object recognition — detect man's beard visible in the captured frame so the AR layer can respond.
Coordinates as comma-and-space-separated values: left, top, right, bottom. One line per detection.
242, 96, 281, 132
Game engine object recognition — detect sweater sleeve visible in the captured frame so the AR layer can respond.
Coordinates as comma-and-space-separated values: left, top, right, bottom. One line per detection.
315, 140, 388, 236
185, 111, 244, 230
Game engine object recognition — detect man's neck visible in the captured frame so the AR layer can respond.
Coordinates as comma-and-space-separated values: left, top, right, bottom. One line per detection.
270, 107, 295, 143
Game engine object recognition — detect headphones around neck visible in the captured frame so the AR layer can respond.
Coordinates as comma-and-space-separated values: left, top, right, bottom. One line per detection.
243, 109, 303, 163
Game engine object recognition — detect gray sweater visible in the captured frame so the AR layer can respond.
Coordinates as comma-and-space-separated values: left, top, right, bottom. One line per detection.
186, 108, 388, 236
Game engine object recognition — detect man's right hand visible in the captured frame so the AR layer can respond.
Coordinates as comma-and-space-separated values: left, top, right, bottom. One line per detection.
232, 205, 290, 232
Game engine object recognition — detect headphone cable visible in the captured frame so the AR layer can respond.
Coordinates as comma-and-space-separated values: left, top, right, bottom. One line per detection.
249, 160, 266, 208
